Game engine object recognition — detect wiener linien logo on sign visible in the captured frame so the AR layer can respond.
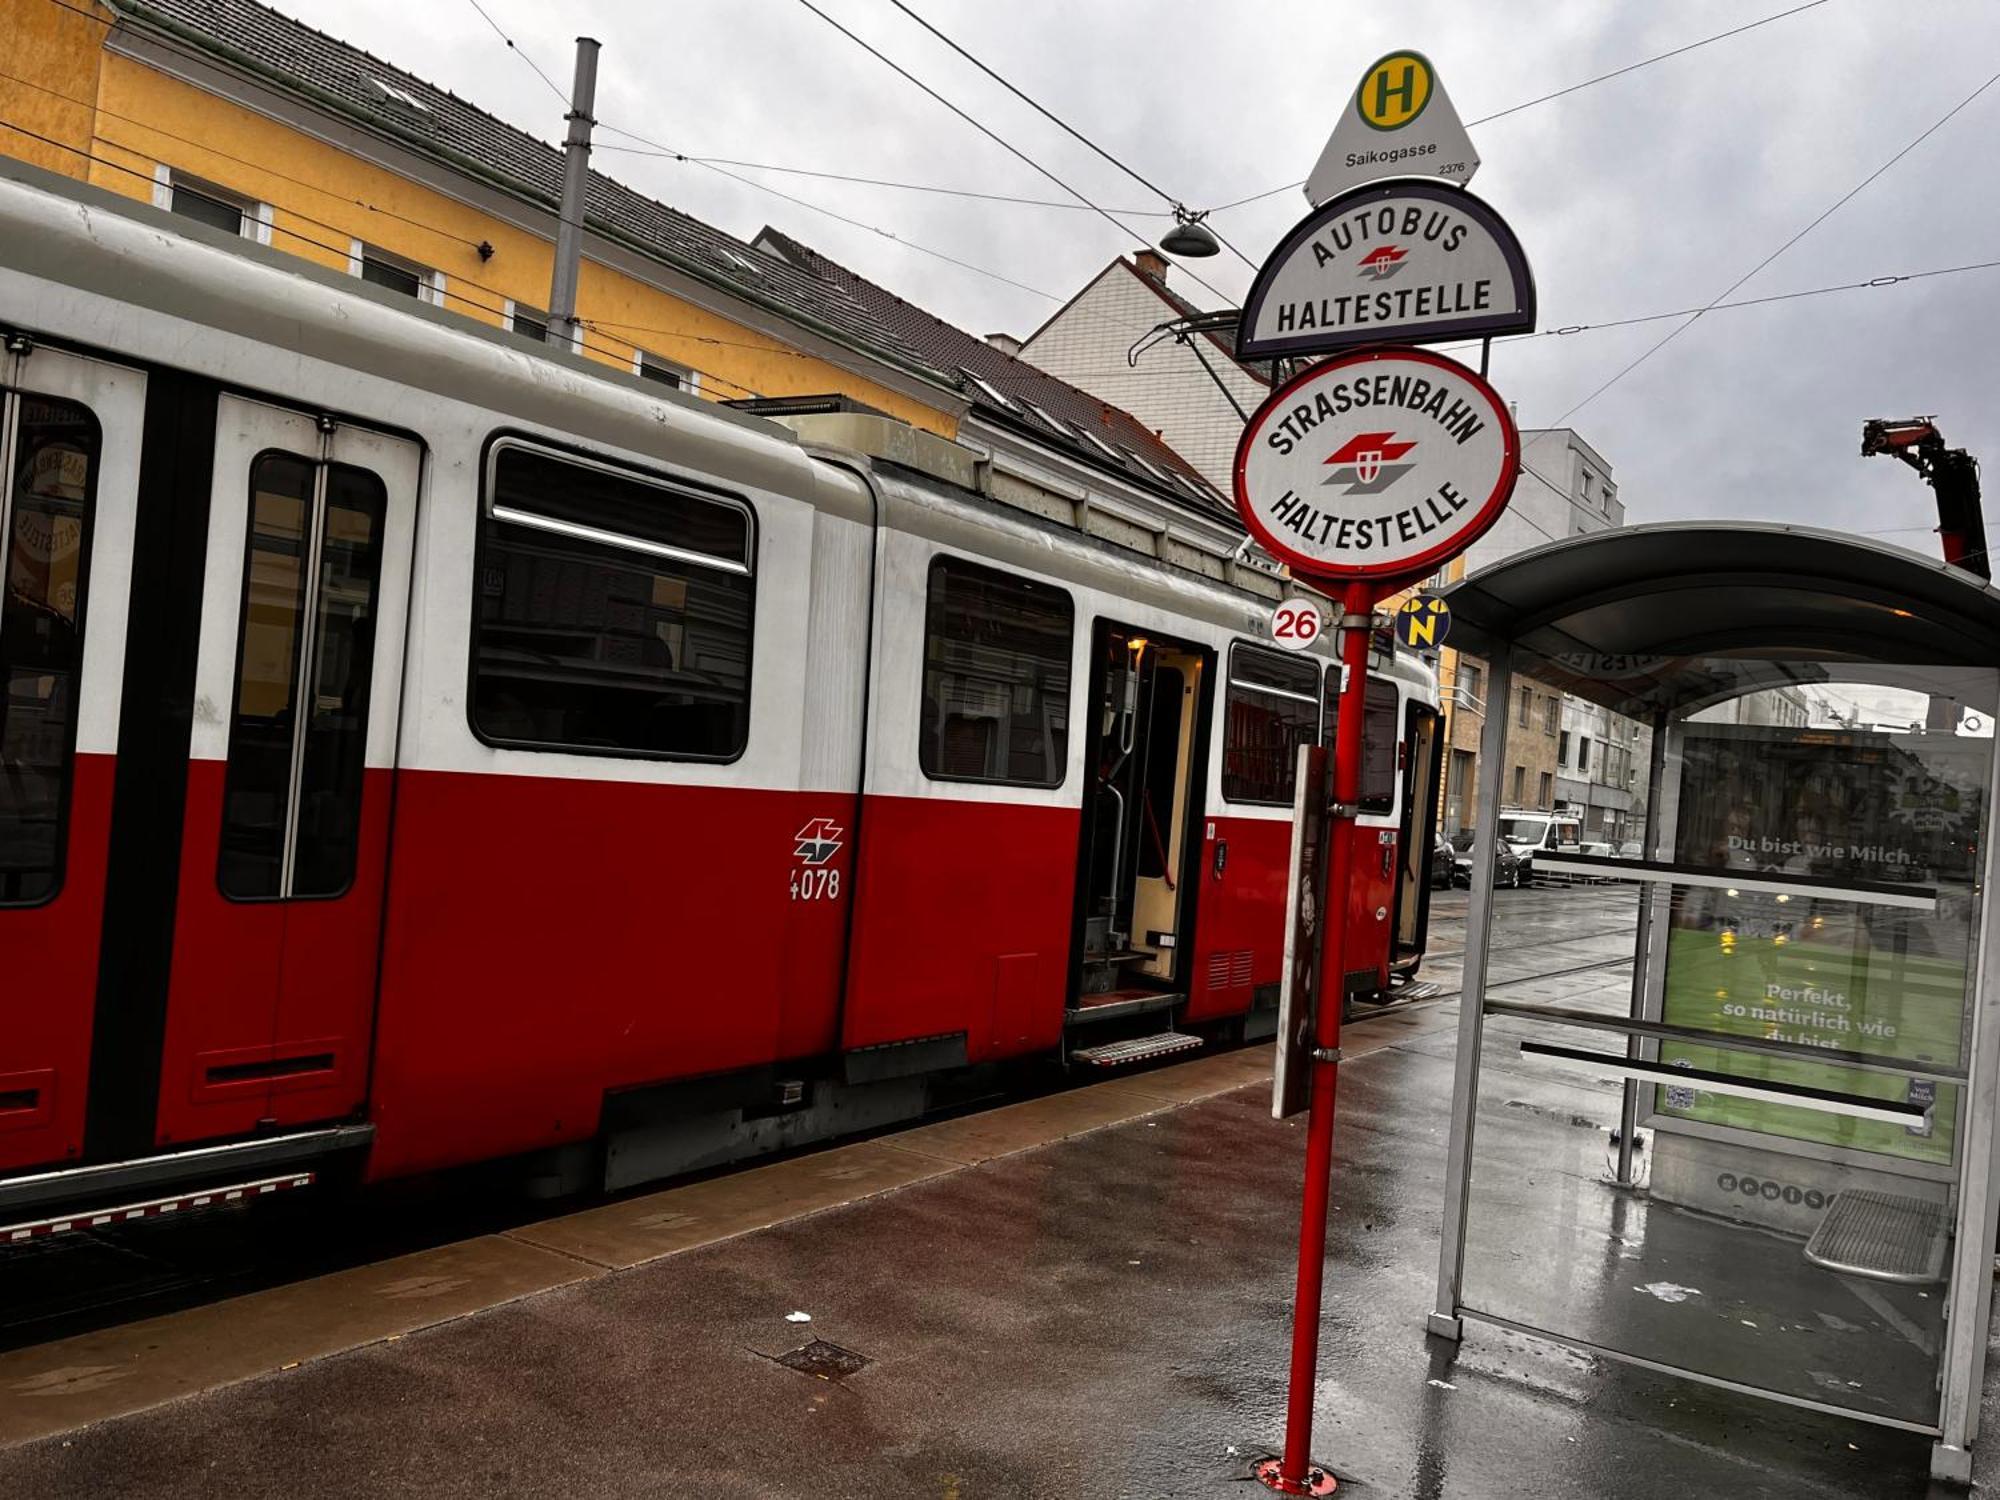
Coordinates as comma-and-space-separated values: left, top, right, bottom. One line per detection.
1233, 348, 1518, 579
1304, 49, 1480, 205
1235, 180, 1536, 360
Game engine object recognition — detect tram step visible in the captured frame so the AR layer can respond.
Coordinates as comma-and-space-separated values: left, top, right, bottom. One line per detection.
1072, 1032, 1203, 1068
0, 1171, 316, 1247
1803, 1189, 1949, 1284
1065, 990, 1183, 1027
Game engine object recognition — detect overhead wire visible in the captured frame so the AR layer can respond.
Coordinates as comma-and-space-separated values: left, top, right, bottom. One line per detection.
1550, 65, 2000, 425
460, 0, 570, 107
0, 115, 769, 398
591, 144, 1170, 216
0, 64, 494, 254
593, 122, 1059, 301
1206, 0, 1838, 215
456, 0, 1065, 300
976, 254, 2000, 383
881, 0, 1260, 272
787, 0, 1239, 308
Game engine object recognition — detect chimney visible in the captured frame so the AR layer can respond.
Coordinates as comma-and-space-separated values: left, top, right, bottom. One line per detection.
1133, 248, 1168, 284
985, 332, 1023, 357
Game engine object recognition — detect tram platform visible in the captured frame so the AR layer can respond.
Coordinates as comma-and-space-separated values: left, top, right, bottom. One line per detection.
0, 927, 1991, 1497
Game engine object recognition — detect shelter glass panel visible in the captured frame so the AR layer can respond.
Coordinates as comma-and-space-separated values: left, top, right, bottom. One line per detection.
1456, 652, 1997, 1434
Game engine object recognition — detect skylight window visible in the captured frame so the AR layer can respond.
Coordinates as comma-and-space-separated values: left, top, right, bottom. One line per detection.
1022, 401, 1069, 435
1119, 446, 1171, 484
959, 369, 1018, 411
369, 77, 430, 113
1070, 423, 1122, 462
717, 246, 764, 278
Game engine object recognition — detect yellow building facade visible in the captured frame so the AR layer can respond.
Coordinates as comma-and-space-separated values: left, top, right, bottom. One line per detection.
1, 0, 962, 434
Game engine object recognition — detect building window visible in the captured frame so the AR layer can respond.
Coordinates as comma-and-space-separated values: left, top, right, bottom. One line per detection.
1511, 765, 1526, 804
1516, 685, 1531, 728
0, 393, 100, 906
1222, 643, 1318, 805
1577, 736, 1592, 773
362, 256, 421, 299
636, 351, 695, 391
509, 301, 550, 342
920, 557, 1072, 787
349, 240, 441, 305
470, 439, 755, 760
1542, 695, 1558, 735
155, 167, 270, 245
1558, 729, 1570, 766
1459, 659, 1483, 706
1539, 771, 1553, 808
218, 453, 387, 900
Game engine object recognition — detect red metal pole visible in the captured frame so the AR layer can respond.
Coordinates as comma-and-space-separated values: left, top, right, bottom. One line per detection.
1266, 579, 1377, 1496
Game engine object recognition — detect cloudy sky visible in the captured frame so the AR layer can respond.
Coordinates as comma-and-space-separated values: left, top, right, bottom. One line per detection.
268, 0, 1999, 548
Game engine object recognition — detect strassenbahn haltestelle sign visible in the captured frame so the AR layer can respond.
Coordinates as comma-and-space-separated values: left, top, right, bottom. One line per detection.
1232, 347, 1518, 581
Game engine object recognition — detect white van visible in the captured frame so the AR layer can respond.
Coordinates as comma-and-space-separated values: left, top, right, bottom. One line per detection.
1495, 807, 1582, 882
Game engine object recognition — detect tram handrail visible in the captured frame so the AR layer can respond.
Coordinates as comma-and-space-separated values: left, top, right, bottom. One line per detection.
1484, 998, 1968, 1084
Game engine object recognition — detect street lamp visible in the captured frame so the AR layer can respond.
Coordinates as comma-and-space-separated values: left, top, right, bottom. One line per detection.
1160, 205, 1220, 258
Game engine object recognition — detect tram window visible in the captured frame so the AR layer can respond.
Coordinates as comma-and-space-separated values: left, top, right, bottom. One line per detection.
470, 441, 754, 760
0, 395, 100, 906
1322, 675, 1402, 815
919, 556, 1072, 787
217, 454, 387, 900
1221, 644, 1318, 805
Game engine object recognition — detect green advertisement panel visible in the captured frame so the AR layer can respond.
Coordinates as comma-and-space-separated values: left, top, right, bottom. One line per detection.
1654, 722, 1988, 1165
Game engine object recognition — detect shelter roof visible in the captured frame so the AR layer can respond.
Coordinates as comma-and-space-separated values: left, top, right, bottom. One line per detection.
1442, 524, 2000, 716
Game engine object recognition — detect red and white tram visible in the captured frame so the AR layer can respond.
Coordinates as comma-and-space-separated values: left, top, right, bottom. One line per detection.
0, 163, 1443, 1216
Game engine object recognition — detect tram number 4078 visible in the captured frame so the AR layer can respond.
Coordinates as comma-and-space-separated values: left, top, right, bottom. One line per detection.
790, 868, 842, 901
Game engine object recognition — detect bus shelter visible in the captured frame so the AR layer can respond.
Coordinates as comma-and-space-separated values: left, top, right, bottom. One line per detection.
1427, 523, 2000, 1480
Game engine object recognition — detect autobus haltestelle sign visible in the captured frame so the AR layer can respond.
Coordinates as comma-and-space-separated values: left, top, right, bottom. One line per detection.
1233, 346, 1518, 581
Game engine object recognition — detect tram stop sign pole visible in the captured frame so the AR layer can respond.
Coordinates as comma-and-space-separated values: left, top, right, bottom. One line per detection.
1232, 347, 1520, 1496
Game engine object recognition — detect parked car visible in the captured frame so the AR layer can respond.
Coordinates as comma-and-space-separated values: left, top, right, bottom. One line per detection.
1453, 839, 1528, 889
1430, 837, 1461, 889
1616, 840, 1643, 860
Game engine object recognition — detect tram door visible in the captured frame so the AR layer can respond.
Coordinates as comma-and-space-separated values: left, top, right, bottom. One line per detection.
1073, 623, 1210, 1003
0, 346, 143, 1172
1394, 701, 1444, 970
153, 396, 418, 1148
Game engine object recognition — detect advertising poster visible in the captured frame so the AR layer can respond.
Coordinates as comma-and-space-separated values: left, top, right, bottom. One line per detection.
1654, 722, 1988, 1165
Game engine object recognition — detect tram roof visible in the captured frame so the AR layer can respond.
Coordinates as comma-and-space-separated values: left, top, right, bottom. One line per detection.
1441, 523, 2000, 715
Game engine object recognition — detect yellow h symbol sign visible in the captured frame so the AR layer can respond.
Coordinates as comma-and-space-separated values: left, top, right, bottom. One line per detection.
1358, 51, 1433, 131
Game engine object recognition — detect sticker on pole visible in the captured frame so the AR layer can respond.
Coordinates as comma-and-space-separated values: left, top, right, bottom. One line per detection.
1270, 598, 1323, 650
1236, 179, 1534, 360
1305, 50, 1480, 205
1395, 593, 1451, 651
1233, 347, 1519, 582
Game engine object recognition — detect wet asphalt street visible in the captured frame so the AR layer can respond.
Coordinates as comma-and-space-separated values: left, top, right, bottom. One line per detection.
0, 882, 1991, 1498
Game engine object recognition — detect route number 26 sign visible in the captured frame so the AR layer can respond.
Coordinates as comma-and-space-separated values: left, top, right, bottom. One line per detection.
1271, 598, 1323, 650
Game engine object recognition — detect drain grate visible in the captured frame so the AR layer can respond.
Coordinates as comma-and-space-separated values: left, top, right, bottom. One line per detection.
776, 1339, 872, 1382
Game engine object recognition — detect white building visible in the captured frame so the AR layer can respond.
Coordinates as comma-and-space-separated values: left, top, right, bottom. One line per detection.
1018, 250, 1267, 494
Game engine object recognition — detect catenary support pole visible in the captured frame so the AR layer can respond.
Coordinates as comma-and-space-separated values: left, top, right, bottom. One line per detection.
1260, 579, 1377, 1497
546, 36, 601, 352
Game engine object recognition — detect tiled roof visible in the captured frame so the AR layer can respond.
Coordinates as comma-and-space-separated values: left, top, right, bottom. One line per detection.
755, 227, 1234, 519
110, 0, 951, 387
